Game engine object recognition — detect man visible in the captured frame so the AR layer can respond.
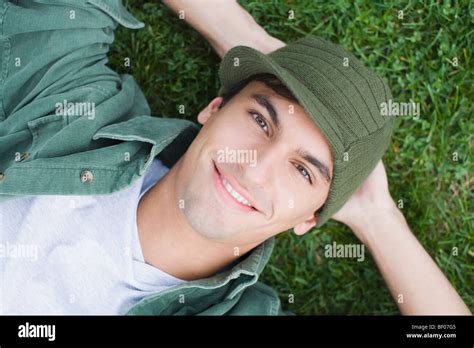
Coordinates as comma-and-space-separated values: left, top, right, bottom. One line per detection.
0, 0, 470, 315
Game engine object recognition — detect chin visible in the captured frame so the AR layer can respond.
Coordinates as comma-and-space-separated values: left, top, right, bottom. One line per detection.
179, 187, 233, 241
184, 210, 234, 241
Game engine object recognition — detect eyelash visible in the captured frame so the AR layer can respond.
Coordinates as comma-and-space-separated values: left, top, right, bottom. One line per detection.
294, 163, 313, 184
249, 111, 269, 135
248, 111, 313, 185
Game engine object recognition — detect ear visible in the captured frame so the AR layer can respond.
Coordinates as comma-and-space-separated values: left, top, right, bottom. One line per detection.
293, 215, 317, 236
197, 97, 223, 125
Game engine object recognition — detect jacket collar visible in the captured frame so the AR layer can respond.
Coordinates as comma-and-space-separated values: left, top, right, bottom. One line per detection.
126, 236, 276, 315
181, 236, 275, 296
93, 115, 200, 170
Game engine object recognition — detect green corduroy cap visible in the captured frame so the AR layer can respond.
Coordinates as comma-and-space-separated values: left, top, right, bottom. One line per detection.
218, 36, 396, 228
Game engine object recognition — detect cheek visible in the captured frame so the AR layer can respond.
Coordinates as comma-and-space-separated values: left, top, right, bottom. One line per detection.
270, 198, 311, 232
275, 183, 321, 220
212, 117, 261, 149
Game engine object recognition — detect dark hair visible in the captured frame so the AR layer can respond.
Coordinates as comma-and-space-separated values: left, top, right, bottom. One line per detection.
219, 73, 325, 220
220, 73, 299, 108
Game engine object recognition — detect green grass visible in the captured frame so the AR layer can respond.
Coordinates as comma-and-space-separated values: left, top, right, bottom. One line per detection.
109, 0, 473, 315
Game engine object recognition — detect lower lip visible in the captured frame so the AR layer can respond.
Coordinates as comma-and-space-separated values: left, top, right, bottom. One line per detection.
212, 162, 255, 213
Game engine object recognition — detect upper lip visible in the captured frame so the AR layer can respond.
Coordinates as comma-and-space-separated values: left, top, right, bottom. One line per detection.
214, 161, 260, 212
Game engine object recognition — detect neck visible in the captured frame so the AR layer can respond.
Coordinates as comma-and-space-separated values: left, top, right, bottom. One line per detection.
137, 158, 259, 281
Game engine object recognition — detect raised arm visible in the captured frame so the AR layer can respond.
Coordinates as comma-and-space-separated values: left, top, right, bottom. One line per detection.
332, 161, 471, 315
162, 0, 285, 57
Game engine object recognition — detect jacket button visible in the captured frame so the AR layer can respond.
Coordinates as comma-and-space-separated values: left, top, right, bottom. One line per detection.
20, 152, 30, 162
0, 172, 4, 181
80, 169, 93, 183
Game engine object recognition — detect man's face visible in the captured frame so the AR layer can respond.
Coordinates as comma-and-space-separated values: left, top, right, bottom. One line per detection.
174, 81, 333, 246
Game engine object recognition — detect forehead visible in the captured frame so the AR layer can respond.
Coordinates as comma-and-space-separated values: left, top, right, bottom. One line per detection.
239, 81, 313, 121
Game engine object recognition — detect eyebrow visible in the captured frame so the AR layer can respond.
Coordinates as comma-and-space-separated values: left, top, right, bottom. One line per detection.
249, 93, 281, 131
297, 148, 332, 183
249, 93, 332, 184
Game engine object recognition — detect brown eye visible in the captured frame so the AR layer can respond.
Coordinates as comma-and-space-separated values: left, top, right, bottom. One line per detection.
250, 111, 269, 135
295, 163, 312, 184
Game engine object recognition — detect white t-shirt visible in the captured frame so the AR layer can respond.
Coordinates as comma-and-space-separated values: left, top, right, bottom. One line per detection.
0, 158, 184, 315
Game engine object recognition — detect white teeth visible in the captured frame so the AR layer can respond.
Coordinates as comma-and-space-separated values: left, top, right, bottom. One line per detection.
222, 178, 252, 207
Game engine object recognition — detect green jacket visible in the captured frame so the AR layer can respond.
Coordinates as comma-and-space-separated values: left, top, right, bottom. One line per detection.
0, 0, 285, 315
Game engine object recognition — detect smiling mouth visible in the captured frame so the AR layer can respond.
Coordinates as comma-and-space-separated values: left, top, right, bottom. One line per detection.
213, 161, 258, 212
221, 176, 253, 206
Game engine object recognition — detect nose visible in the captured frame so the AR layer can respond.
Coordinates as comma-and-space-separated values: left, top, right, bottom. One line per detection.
242, 143, 285, 189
